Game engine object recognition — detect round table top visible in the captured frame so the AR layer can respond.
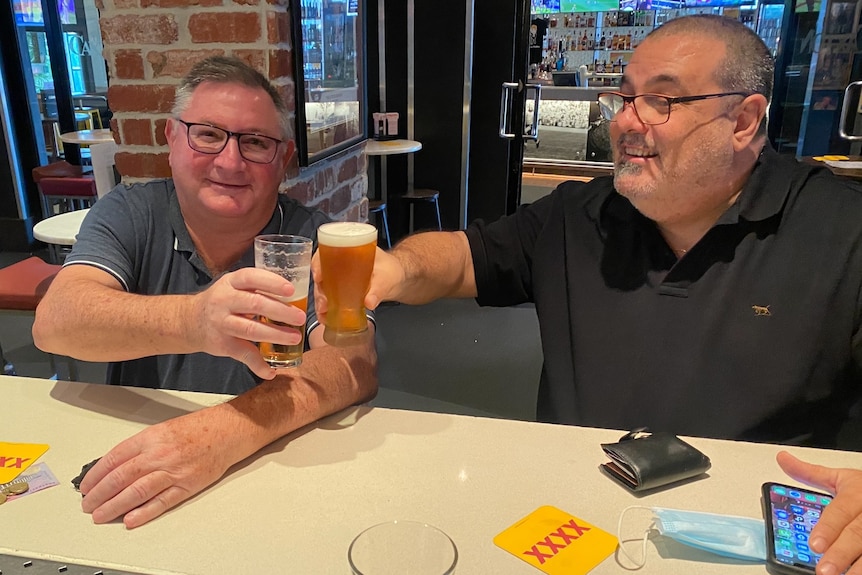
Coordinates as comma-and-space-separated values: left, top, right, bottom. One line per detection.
366, 139, 422, 156
59, 128, 114, 145
33, 208, 90, 246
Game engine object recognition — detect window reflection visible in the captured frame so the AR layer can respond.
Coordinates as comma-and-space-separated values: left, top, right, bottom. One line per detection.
295, 0, 365, 165
16, 0, 112, 163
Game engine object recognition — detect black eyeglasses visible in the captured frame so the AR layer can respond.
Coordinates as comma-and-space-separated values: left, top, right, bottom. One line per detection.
597, 91, 751, 126
175, 119, 284, 164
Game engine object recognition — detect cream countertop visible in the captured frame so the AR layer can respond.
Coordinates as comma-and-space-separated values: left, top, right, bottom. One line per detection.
1, 375, 859, 574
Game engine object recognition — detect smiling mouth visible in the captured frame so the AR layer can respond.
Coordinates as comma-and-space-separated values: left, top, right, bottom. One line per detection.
621, 146, 657, 159
209, 180, 248, 190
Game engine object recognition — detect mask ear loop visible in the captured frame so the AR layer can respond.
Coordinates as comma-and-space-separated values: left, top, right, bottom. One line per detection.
617, 505, 655, 569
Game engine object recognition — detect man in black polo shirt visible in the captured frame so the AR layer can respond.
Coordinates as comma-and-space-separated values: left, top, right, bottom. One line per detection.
33, 57, 376, 528
315, 15, 862, 575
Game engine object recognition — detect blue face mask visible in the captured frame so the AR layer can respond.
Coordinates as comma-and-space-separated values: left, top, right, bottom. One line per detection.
617, 506, 767, 567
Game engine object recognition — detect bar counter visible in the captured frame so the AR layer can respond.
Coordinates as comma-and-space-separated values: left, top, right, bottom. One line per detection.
2, 375, 860, 573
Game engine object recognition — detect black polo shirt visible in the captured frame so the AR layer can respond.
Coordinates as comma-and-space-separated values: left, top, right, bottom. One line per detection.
467, 146, 862, 447
66, 179, 330, 394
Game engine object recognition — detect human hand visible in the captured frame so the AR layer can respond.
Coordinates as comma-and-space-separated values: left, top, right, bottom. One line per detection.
187, 267, 307, 379
311, 247, 404, 320
79, 408, 238, 529
777, 450, 862, 575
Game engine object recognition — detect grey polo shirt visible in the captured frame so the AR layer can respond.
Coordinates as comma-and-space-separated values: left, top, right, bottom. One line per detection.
65, 179, 330, 394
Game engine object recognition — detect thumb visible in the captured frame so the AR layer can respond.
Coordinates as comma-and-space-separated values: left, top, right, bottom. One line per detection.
365, 291, 381, 310
777, 451, 838, 494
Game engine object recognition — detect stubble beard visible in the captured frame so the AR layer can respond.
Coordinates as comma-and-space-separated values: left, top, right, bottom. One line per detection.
614, 160, 656, 203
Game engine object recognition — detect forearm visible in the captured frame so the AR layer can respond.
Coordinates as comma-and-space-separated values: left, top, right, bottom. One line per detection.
390, 231, 477, 303
33, 270, 197, 361
210, 334, 378, 456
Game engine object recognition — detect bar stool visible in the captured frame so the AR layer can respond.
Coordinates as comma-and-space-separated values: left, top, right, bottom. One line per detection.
33, 161, 98, 218
51, 121, 93, 163
0, 256, 77, 380
401, 188, 442, 233
75, 107, 103, 129
368, 200, 392, 249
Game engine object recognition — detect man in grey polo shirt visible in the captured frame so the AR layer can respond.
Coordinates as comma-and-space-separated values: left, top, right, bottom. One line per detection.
33, 56, 376, 528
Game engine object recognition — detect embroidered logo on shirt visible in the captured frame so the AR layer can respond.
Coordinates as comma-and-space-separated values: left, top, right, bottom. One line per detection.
752, 305, 771, 316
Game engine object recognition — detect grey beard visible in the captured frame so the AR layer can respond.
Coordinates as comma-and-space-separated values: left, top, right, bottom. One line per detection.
614, 161, 642, 178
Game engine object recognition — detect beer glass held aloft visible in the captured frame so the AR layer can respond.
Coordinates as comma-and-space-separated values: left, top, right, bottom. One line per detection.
317, 222, 377, 347
253, 234, 313, 368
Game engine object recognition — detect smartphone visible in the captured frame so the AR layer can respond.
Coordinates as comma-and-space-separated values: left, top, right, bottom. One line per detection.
762, 482, 834, 575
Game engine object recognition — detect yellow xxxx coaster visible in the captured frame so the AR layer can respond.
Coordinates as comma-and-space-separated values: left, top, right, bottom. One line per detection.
0, 442, 49, 483
494, 505, 617, 575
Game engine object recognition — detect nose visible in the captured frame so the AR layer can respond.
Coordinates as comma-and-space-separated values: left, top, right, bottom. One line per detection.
213, 135, 246, 167
612, 100, 649, 134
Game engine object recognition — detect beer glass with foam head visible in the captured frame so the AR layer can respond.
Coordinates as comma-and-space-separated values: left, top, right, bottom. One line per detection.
317, 222, 377, 346
253, 234, 313, 368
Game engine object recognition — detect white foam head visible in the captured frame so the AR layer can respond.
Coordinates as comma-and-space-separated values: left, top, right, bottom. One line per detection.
317, 222, 377, 248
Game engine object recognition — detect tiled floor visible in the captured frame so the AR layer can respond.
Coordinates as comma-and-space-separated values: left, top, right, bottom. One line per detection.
0, 249, 543, 420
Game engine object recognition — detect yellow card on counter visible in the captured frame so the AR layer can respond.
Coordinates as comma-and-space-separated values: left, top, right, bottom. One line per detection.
813, 155, 850, 161
0, 442, 49, 483
494, 506, 617, 575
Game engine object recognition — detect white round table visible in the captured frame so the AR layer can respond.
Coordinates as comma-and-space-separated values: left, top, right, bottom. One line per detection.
59, 129, 114, 145
33, 208, 89, 246
365, 138, 422, 156
33, 209, 90, 262
366, 139, 423, 207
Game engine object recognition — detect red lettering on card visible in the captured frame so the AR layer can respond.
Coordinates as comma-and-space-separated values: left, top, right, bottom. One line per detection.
563, 519, 591, 537
536, 535, 567, 555
550, 526, 579, 545
524, 545, 554, 564
523, 519, 594, 565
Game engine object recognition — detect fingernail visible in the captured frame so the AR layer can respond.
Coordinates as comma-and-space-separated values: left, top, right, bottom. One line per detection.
810, 537, 826, 553
817, 561, 838, 575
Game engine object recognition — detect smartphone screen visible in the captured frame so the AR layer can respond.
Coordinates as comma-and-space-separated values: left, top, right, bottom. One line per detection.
762, 482, 833, 574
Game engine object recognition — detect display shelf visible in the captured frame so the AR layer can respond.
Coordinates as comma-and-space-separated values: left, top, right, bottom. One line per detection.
537, 10, 655, 76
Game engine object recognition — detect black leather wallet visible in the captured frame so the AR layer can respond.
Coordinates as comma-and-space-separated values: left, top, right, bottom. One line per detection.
600, 430, 711, 492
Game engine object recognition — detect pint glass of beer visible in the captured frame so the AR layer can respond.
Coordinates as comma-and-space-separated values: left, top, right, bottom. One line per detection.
317, 222, 377, 346
253, 234, 313, 368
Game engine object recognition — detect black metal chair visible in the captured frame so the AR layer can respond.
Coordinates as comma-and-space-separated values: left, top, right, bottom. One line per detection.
368, 200, 392, 249
401, 189, 442, 233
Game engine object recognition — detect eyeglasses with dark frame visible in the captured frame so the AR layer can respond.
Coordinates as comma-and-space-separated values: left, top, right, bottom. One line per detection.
596, 91, 752, 126
175, 119, 284, 164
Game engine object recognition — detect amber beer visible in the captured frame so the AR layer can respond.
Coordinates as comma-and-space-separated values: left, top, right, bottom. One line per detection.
317, 222, 377, 346
254, 234, 313, 368
258, 293, 307, 368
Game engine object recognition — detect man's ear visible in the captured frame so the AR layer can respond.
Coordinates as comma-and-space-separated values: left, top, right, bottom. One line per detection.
165, 118, 178, 169
164, 118, 176, 147
733, 94, 768, 150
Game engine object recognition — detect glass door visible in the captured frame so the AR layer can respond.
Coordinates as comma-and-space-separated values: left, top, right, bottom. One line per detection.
14, 0, 110, 165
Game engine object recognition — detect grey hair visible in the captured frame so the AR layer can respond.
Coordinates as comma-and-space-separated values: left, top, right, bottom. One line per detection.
646, 15, 773, 134
172, 56, 291, 140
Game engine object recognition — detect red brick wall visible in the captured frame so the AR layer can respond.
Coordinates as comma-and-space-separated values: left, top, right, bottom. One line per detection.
97, 0, 368, 222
